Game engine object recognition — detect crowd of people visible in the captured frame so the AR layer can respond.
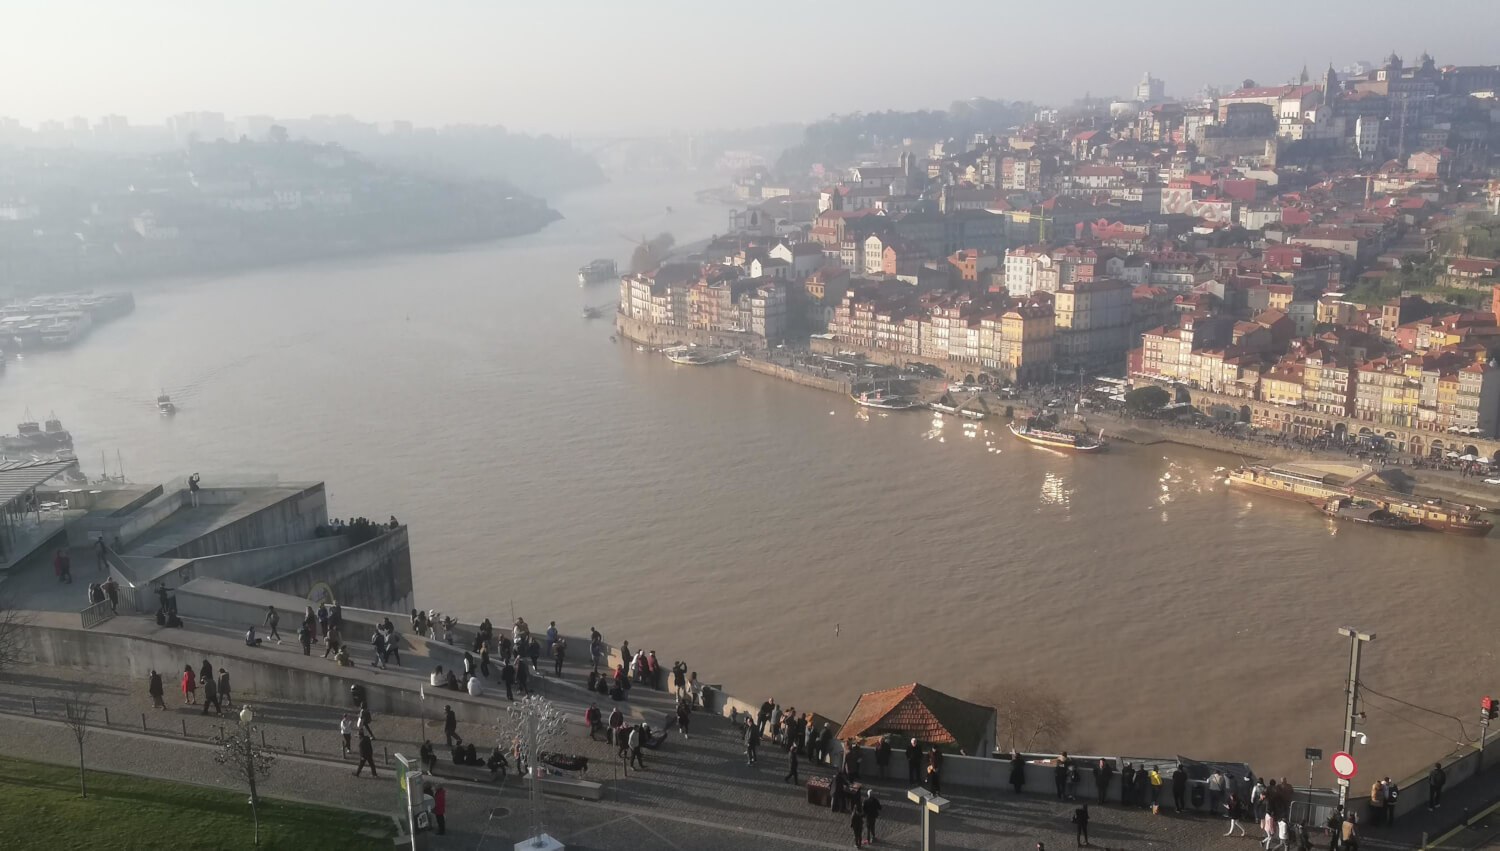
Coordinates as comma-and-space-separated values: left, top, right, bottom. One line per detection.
144, 658, 233, 717
316, 515, 400, 545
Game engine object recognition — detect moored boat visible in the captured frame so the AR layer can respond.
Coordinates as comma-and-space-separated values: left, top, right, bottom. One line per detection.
578, 259, 618, 285
852, 390, 921, 410
1228, 463, 1492, 536
0, 411, 73, 453
1320, 496, 1423, 531
1007, 420, 1106, 452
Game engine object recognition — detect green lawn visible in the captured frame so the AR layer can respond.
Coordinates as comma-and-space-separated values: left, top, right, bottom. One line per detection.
0, 757, 395, 850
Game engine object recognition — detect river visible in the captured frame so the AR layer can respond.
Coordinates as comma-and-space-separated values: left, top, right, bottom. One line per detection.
9, 171, 1500, 781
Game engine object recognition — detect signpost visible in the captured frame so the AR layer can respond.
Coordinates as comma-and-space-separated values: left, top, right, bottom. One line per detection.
1330, 751, 1356, 779
395, 753, 425, 851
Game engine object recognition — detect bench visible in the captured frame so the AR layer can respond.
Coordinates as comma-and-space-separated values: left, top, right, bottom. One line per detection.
526, 774, 604, 801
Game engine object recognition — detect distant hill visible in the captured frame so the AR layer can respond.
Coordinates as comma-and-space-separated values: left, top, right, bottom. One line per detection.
0, 139, 562, 288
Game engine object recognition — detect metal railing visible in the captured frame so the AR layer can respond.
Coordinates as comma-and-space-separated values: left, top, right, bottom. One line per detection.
79, 599, 115, 629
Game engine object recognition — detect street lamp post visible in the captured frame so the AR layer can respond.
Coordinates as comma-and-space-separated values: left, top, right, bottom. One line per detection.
1336, 628, 1374, 810
239, 705, 258, 807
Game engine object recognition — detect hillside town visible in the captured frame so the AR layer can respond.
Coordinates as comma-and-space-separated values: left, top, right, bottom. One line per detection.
618, 54, 1500, 451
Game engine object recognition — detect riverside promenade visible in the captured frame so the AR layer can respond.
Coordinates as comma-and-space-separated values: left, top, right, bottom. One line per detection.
4, 538, 1499, 848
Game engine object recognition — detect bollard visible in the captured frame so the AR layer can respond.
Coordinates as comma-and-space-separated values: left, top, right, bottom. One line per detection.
103, 707, 110, 726
384, 746, 389, 765
261, 730, 266, 749
141, 713, 147, 732
31, 697, 36, 715
301, 736, 307, 754
181, 719, 187, 737
219, 725, 225, 742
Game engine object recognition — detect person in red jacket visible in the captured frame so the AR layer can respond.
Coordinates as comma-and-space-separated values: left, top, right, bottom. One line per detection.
433, 786, 446, 835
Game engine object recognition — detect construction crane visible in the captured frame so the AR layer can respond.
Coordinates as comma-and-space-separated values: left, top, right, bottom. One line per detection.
996, 207, 1056, 245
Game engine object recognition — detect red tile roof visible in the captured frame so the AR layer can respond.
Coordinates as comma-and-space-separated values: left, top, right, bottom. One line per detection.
839, 683, 995, 752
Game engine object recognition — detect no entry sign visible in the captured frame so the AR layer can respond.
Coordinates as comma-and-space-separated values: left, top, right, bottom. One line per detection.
1330, 751, 1357, 779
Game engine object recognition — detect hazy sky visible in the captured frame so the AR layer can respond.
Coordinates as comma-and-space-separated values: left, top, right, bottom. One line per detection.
5, 0, 1499, 135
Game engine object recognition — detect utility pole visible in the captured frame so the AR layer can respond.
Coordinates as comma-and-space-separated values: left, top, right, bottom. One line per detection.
1337, 627, 1374, 809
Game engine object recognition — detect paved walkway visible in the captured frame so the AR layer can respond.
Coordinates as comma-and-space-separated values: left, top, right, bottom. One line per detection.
14, 656, 1497, 851
8, 596, 1500, 849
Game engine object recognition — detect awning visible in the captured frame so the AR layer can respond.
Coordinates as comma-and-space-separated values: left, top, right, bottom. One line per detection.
0, 459, 75, 510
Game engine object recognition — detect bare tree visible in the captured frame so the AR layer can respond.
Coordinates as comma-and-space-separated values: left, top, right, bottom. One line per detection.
975, 679, 1075, 754
56, 687, 96, 798
213, 710, 275, 846
0, 594, 32, 673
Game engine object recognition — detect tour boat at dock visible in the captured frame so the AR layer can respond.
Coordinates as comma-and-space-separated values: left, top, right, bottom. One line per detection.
1007, 420, 1106, 452
1227, 463, 1492, 536
852, 390, 921, 410
1320, 496, 1423, 531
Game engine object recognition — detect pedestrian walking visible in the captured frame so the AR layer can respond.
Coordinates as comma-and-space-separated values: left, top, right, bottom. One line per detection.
340, 713, 353, 756
1208, 769, 1226, 815
850, 806, 865, 849
553, 638, 566, 677
96, 537, 109, 572
675, 699, 690, 739
148, 670, 165, 709
54, 548, 72, 584
101, 576, 119, 614
1073, 804, 1090, 847
370, 630, 386, 669
1382, 777, 1398, 826
501, 659, 516, 700
317, 603, 330, 638
1172, 763, 1188, 812
264, 606, 281, 642
863, 789, 882, 845
433, 786, 446, 835
298, 621, 312, 655
784, 743, 800, 784
443, 705, 461, 748
516, 658, 530, 694
217, 668, 231, 709
1429, 762, 1446, 810
1225, 792, 1247, 837
357, 702, 374, 740
628, 725, 645, 770
585, 704, 603, 741
181, 664, 196, 704
1261, 812, 1277, 851
354, 732, 378, 777
201, 672, 221, 715
744, 717, 759, 765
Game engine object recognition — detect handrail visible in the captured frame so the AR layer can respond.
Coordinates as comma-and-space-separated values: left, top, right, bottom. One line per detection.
80, 598, 115, 629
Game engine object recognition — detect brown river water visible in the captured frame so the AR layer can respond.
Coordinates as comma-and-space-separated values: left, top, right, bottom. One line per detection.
10, 172, 1499, 782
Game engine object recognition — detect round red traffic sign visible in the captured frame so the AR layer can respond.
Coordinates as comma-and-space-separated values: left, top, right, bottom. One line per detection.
1331, 751, 1356, 778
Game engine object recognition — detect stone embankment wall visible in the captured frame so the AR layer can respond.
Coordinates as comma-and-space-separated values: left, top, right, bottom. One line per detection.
614, 313, 769, 351
807, 337, 968, 379
735, 357, 850, 395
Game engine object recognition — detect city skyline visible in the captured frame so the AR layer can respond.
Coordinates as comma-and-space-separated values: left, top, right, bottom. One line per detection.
4, 0, 1500, 136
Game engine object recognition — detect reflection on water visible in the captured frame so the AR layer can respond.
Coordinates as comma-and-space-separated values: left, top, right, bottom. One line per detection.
1040, 470, 1072, 508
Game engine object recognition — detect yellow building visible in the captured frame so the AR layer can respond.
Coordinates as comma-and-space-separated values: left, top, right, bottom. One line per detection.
999, 304, 1056, 383
1261, 365, 1306, 407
